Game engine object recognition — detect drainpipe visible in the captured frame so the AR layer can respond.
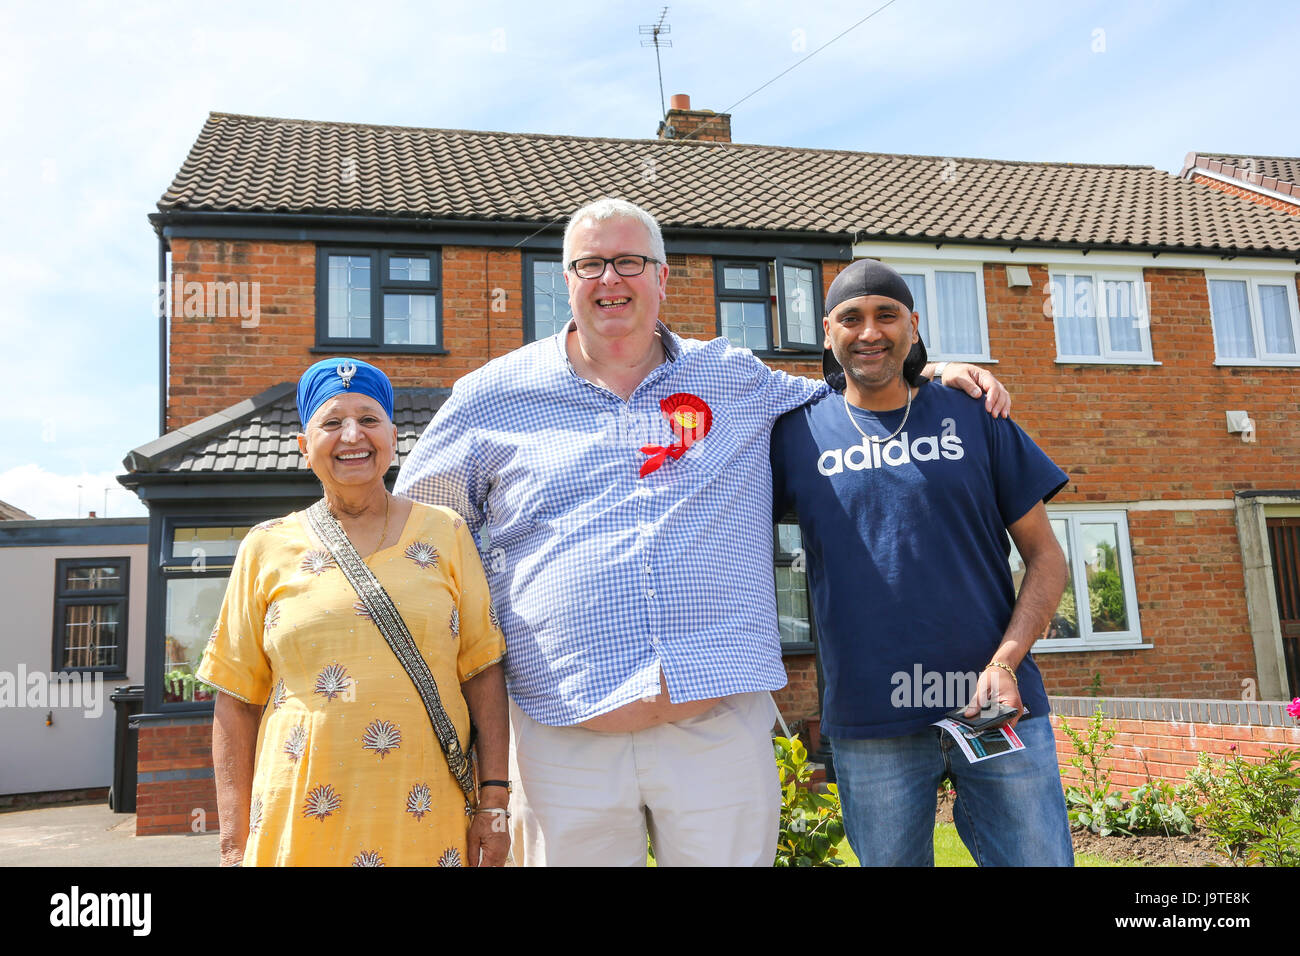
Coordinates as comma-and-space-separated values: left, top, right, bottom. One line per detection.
157, 233, 168, 436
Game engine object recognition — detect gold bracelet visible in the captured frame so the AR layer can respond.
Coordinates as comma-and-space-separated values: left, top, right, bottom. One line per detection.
985, 661, 1018, 685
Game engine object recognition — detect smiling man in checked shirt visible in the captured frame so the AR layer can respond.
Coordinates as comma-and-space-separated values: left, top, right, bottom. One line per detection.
395, 197, 1010, 866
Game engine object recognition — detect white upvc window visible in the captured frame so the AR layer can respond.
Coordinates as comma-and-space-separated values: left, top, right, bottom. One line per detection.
1206, 273, 1300, 365
886, 262, 991, 361
1048, 269, 1153, 363
1009, 509, 1144, 652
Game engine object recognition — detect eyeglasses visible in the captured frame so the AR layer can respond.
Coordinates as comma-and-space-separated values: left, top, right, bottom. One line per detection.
567, 255, 660, 279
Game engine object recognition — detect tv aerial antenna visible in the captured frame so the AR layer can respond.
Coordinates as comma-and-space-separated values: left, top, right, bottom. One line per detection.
639, 7, 672, 120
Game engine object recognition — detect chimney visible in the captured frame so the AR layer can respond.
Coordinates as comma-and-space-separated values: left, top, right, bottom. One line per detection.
87, 511, 97, 519
657, 93, 732, 143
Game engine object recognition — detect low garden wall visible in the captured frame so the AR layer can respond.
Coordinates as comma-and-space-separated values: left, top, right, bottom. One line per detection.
134, 714, 218, 836
1050, 695, 1300, 791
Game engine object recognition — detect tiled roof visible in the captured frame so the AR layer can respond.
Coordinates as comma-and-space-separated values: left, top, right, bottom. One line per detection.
1182, 152, 1300, 202
122, 383, 449, 475
0, 499, 34, 520
158, 112, 1300, 256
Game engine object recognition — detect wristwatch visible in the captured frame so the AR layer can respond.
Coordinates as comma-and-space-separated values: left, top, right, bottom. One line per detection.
932, 361, 950, 382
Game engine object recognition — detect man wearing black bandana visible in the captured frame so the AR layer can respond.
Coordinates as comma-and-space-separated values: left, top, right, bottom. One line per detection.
771, 258, 1074, 866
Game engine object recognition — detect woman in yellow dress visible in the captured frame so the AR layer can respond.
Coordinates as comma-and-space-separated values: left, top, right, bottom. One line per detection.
199, 358, 509, 866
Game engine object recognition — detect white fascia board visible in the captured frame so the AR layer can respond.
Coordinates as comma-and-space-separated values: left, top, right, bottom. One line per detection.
853, 241, 1300, 274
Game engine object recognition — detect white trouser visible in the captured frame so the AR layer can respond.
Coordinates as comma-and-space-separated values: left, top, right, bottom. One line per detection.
507, 691, 781, 866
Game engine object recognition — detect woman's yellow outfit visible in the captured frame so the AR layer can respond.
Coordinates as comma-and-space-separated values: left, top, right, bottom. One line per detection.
198, 502, 504, 866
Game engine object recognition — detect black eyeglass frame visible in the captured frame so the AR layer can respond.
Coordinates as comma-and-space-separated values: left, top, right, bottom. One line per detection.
567, 255, 662, 279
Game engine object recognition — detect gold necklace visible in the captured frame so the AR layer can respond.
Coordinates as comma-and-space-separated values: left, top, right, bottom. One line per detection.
843, 387, 913, 445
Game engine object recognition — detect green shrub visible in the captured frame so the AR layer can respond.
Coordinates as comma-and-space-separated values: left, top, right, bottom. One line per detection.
1059, 707, 1130, 835
1122, 780, 1193, 836
1180, 748, 1300, 866
773, 735, 845, 867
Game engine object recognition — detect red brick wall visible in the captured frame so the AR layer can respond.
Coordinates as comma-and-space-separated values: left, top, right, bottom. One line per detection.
1053, 712, 1300, 792
1035, 508, 1255, 699
167, 240, 530, 430
772, 654, 819, 723
1190, 173, 1300, 215
135, 719, 219, 836
986, 264, 1300, 498
662, 109, 732, 143
167, 239, 312, 430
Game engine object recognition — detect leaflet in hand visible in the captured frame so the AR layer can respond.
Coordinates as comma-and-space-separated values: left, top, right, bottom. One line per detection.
932, 718, 1025, 763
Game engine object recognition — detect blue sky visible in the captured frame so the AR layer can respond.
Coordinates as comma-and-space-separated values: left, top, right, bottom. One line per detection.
2, 0, 1296, 518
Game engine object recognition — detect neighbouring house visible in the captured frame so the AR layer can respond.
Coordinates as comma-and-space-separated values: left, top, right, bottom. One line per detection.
1181, 152, 1300, 216
120, 99, 1300, 833
0, 499, 35, 521
0, 517, 148, 800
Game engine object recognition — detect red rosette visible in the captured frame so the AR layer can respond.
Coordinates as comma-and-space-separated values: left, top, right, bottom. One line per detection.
639, 393, 713, 477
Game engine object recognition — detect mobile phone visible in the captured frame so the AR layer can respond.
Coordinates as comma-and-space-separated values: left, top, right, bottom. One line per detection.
943, 702, 1019, 733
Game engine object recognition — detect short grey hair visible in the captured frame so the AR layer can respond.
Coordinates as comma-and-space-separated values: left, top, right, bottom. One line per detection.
562, 197, 667, 268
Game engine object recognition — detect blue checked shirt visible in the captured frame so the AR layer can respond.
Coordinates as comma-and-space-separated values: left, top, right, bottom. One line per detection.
395, 323, 825, 726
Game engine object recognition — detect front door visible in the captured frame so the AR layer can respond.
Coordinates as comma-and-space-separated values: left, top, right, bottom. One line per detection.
1267, 517, 1300, 698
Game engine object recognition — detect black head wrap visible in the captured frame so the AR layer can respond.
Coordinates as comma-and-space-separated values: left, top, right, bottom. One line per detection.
821, 259, 928, 391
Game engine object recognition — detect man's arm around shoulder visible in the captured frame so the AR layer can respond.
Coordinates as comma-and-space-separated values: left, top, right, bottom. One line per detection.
925, 362, 1012, 418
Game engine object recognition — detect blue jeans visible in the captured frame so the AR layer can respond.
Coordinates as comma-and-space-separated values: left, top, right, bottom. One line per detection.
832, 716, 1073, 866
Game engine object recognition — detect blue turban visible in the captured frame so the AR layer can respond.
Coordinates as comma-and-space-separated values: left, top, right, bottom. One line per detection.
296, 358, 395, 428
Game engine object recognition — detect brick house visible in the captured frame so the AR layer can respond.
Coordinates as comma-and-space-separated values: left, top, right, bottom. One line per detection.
119, 105, 1300, 832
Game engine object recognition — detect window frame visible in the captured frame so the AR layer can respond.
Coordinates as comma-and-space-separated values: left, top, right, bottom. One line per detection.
156, 518, 260, 707
884, 261, 992, 362
315, 246, 445, 353
523, 253, 573, 344
713, 257, 823, 356
774, 516, 816, 654
1015, 509, 1147, 653
774, 258, 823, 353
52, 557, 130, 676
1205, 271, 1300, 366
715, 258, 773, 352
1048, 268, 1155, 364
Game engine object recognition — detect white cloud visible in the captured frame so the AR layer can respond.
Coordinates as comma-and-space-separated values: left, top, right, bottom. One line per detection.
0, 465, 146, 520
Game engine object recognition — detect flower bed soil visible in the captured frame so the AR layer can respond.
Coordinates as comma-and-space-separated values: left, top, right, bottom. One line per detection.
934, 796, 1230, 866
1069, 825, 1228, 866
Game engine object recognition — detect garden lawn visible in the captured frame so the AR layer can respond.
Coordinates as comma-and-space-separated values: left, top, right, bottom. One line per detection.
833, 824, 1139, 867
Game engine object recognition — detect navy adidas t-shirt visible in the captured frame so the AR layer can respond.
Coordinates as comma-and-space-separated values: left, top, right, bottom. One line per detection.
771, 380, 1068, 739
